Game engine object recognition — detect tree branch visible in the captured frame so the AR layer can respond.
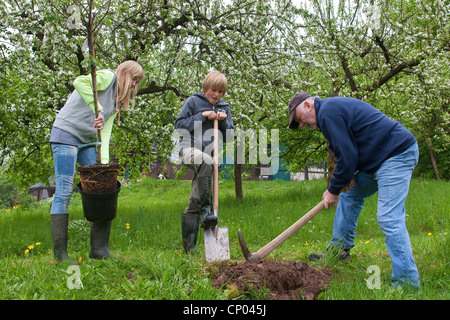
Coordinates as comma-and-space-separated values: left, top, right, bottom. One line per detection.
137, 81, 184, 98
340, 56, 358, 93
374, 36, 391, 65
365, 60, 420, 92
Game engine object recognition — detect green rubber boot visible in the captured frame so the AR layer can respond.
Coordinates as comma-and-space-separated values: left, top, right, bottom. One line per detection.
89, 220, 113, 259
181, 213, 200, 254
198, 176, 217, 229
51, 214, 77, 265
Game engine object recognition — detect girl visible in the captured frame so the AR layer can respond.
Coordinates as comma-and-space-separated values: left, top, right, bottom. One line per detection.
50, 60, 144, 263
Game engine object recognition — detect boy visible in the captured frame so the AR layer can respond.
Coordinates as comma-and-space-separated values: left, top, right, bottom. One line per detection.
175, 71, 234, 253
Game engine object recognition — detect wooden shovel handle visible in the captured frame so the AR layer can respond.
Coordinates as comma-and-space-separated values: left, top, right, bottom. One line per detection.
213, 119, 219, 212
256, 200, 325, 259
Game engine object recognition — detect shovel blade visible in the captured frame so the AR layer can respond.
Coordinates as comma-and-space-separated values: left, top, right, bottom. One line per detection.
204, 227, 230, 262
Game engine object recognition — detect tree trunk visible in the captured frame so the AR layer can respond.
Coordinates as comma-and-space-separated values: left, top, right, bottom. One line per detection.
234, 161, 243, 200
327, 149, 336, 188
87, 0, 102, 163
429, 139, 441, 180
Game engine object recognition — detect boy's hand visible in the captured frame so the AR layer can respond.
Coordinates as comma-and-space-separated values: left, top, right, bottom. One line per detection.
216, 112, 227, 121
201, 111, 227, 121
202, 110, 216, 120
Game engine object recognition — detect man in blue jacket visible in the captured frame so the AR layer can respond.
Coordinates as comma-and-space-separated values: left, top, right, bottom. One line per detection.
288, 92, 420, 289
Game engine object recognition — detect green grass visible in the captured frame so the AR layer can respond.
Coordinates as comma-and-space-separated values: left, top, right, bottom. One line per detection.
0, 177, 448, 300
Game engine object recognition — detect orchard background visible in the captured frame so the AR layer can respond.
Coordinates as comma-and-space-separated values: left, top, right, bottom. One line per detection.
0, 0, 448, 201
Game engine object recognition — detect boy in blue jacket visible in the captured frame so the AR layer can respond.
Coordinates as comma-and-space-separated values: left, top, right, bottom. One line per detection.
175, 71, 234, 254
288, 92, 420, 289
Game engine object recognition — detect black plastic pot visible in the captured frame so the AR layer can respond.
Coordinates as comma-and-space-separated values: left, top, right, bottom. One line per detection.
78, 181, 121, 222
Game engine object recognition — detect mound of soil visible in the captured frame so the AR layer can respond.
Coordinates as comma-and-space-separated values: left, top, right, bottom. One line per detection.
211, 260, 331, 300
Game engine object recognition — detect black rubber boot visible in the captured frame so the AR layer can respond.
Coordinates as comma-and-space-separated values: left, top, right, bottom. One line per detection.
89, 220, 113, 259
51, 214, 77, 265
198, 176, 217, 229
181, 213, 200, 254
200, 205, 217, 229
309, 248, 352, 262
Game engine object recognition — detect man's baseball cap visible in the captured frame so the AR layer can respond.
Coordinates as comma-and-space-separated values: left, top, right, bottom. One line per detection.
288, 92, 312, 129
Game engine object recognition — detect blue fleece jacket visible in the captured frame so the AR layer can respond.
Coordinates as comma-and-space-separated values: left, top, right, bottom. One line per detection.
175, 93, 234, 151
314, 97, 416, 195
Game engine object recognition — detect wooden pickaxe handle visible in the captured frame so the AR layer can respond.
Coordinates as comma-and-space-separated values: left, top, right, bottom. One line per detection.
239, 201, 325, 262
257, 200, 324, 259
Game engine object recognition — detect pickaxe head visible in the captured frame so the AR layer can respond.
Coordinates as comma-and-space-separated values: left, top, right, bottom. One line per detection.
238, 229, 262, 263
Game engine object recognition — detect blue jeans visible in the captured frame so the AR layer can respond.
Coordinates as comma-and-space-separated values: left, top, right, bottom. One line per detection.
50, 143, 96, 214
330, 142, 420, 288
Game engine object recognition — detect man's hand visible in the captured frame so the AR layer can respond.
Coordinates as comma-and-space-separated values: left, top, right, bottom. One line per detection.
322, 190, 339, 209
322, 180, 355, 209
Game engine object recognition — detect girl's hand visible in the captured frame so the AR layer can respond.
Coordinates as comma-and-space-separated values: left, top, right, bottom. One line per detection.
94, 112, 105, 130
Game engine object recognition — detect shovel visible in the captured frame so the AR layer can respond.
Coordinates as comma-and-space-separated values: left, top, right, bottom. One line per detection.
204, 119, 230, 262
238, 201, 324, 262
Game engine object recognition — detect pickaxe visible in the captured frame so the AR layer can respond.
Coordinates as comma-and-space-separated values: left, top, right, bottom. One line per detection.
238, 201, 325, 262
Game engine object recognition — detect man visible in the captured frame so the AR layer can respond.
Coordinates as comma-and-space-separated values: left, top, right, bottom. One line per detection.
288, 92, 420, 289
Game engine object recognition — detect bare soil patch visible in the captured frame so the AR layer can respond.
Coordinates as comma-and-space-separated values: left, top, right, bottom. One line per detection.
211, 260, 331, 300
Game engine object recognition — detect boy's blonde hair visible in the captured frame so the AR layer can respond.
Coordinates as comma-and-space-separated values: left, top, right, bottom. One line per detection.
202, 70, 228, 95
115, 60, 145, 110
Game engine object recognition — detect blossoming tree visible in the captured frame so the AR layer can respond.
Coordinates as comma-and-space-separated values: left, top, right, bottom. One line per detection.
0, 0, 448, 194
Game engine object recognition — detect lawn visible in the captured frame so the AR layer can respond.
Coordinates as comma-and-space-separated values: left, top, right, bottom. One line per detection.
0, 177, 448, 301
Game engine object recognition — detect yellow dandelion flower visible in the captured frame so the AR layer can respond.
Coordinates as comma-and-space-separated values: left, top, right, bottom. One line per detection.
427, 233, 432, 236
35, 242, 41, 246
365, 240, 371, 244
28, 245, 34, 250
25, 249, 29, 255
126, 223, 130, 229
78, 257, 82, 263
292, 245, 295, 248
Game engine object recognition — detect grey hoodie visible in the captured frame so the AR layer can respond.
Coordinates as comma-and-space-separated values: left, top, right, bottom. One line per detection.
51, 70, 117, 145
175, 93, 234, 151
